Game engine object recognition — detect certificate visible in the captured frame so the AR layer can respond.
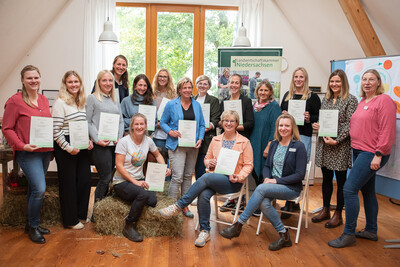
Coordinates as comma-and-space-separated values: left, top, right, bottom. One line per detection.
288, 100, 306, 125
200, 103, 210, 128
29, 116, 53, 148
98, 112, 120, 141
224, 100, 243, 125
318, 109, 339, 137
157, 97, 170, 120
214, 147, 240, 175
69, 121, 89, 149
145, 162, 167, 192
178, 120, 196, 147
139, 104, 157, 131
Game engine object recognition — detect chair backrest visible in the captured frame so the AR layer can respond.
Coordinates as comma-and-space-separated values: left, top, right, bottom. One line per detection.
295, 161, 312, 204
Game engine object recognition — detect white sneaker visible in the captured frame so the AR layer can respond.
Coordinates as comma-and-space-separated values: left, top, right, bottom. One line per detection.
69, 222, 84, 230
195, 230, 211, 247
191, 198, 198, 206
159, 204, 182, 218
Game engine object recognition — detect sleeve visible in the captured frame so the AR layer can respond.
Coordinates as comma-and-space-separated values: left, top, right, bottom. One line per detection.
120, 99, 132, 132
118, 103, 125, 138
242, 97, 254, 132
262, 142, 274, 179
210, 97, 221, 129
2, 97, 26, 150
309, 93, 321, 124
280, 92, 289, 111
197, 102, 206, 140
276, 142, 307, 185
238, 139, 254, 179
86, 95, 99, 143
375, 97, 397, 154
115, 137, 127, 155
148, 137, 158, 153
52, 99, 73, 153
160, 102, 173, 134
336, 96, 358, 144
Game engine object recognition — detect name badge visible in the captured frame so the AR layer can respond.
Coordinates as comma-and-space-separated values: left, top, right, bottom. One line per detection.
364, 106, 368, 110
289, 148, 296, 152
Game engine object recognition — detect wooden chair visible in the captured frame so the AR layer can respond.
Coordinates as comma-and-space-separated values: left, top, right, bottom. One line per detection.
256, 162, 311, 244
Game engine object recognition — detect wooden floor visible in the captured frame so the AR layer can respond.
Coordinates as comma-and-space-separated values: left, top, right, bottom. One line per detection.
1, 184, 400, 267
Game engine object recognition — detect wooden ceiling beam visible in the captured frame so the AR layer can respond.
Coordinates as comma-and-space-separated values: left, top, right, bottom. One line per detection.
338, 0, 386, 56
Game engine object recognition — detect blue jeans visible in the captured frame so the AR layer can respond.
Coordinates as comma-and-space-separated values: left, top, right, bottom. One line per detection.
238, 183, 300, 233
153, 138, 167, 152
177, 173, 243, 231
300, 134, 311, 162
343, 149, 390, 235
194, 153, 206, 180
15, 151, 51, 228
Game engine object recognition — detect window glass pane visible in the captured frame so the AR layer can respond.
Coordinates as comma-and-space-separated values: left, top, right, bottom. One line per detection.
204, 10, 238, 96
116, 7, 146, 93
157, 12, 194, 85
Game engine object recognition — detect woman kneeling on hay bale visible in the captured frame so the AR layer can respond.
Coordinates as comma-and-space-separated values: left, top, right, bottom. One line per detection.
113, 113, 171, 242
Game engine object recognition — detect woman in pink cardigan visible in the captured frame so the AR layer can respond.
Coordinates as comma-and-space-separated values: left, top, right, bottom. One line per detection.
159, 110, 253, 248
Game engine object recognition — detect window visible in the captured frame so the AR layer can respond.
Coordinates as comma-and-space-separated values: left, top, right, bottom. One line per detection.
116, 3, 238, 95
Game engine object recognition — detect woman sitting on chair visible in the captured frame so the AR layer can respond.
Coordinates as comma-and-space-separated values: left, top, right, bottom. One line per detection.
159, 110, 253, 248
219, 114, 307, 251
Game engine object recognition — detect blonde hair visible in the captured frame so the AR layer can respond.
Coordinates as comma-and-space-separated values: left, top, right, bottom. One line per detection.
195, 75, 212, 88
93, 70, 116, 103
360, 69, 385, 98
254, 79, 274, 100
176, 77, 194, 96
220, 110, 240, 124
326, 69, 350, 100
274, 114, 300, 141
152, 68, 177, 100
285, 67, 310, 101
20, 65, 41, 108
58, 71, 86, 109
129, 113, 148, 136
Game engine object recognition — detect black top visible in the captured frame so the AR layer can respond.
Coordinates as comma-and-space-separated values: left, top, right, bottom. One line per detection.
182, 104, 195, 120
280, 91, 321, 137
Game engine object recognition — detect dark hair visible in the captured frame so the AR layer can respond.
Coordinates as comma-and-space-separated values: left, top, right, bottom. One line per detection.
131, 74, 154, 105
111, 55, 129, 89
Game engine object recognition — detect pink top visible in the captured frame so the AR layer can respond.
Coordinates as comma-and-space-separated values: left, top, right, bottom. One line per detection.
2, 92, 53, 152
350, 94, 396, 155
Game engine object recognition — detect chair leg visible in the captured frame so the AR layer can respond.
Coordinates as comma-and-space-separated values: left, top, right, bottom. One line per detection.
295, 200, 305, 244
245, 180, 250, 224
233, 185, 245, 223
214, 195, 219, 219
256, 214, 263, 235
195, 220, 199, 231
305, 188, 309, 229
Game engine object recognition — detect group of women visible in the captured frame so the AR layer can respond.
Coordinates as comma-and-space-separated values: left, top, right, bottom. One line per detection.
2, 55, 396, 251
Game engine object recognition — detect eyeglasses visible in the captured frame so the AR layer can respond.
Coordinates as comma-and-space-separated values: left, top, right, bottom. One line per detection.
223, 119, 236, 124
158, 75, 168, 80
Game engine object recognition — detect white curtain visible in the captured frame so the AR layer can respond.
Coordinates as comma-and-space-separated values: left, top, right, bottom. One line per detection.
83, 0, 118, 94
239, 0, 264, 47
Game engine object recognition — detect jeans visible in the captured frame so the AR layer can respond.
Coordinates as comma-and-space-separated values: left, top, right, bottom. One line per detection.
15, 151, 51, 228
91, 144, 116, 201
153, 138, 171, 181
194, 153, 206, 180
237, 183, 299, 233
177, 173, 243, 231
343, 149, 390, 235
114, 181, 157, 222
300, 134, 311, 163
168, 147, 198, 199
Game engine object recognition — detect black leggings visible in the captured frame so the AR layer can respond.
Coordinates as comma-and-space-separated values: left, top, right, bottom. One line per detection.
321, 167, 347, 211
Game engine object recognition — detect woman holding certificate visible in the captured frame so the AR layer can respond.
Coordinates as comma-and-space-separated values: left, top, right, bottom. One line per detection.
219, 114, 307, 251
159, 110, 253, 247
114, 114, 170, 242
280, 67, 320, 217
87, 70, 124, 203
121, 74, 156, 133
160, 77, 205, 218
311, 70, 358, 228
2, 65, 53, 243
329, 69, 396, 248
52, 71, 93, 230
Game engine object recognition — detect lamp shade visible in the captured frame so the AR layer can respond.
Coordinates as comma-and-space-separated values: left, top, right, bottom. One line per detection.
98, 19, 118, 44
233, 25, 251, 47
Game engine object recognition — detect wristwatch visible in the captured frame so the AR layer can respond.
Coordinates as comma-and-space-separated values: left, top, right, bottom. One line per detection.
375, 151, 383, 157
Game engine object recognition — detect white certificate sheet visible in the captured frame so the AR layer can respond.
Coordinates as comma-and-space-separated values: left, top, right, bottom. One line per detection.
318, 109, 339, 137
224, 100, 243, 125
98, 112, 120, 141
29, 116, 53, 148
139, 104, 157, 131
178, 120, 197, 147
201, 103, 210, 128
214, 147, 240, 175
145, 162, 167, 192
157, 97, 170, 120
69, 121, 89, 149
288, 100, 306, 126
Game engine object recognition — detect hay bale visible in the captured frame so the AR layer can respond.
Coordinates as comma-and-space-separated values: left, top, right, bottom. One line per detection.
93, 186, 184, 238
0, 185, 62, 227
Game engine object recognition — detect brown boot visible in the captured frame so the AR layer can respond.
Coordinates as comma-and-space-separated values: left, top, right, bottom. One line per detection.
269, 230, 292, 251
311, 207, 330, 223
325, 210, 343, 228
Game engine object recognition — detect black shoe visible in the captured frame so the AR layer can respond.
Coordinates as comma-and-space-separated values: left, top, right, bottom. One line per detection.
269, 230, 292, 251
252, 208, 262, 217
328, 233, 356, 248
28, 226, 46, 244
25, 224, 50, 235
280, 201, 299, 219
219, 221, 243, 239
123, 221, 143, 242
355, 229, 378, 241
220, 199, 236, 212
